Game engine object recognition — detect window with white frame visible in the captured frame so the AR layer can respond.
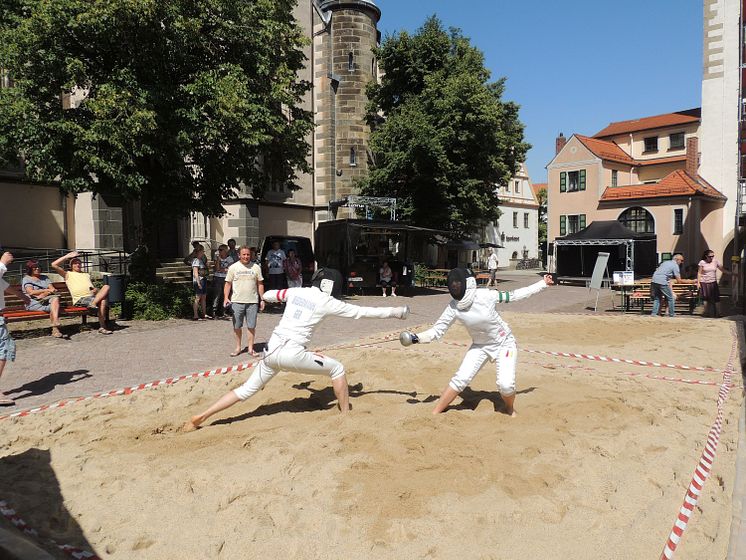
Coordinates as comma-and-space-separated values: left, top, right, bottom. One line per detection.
619, 207, 654, 233
673, 208, 684, 235
611, 169, 618, 187
523, 213, 529, 228
560, 169, 586, 192
644, 136, 658, 153
559, 214, 586, 236
512, 211, 518, 228
669, 132, 685, 150
514, 180, 520, 193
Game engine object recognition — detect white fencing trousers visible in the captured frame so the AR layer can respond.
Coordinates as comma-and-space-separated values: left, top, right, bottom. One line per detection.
233, 343, 345, 401
449, 340, 517, 396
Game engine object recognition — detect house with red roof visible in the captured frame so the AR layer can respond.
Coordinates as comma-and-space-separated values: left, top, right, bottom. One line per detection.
546, 108, 726, 272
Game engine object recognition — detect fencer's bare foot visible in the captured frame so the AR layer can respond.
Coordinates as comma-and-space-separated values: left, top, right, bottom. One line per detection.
181, 416, 203, 432
505, 408, 517, 418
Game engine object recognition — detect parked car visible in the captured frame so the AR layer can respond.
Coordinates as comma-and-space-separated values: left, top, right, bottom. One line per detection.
258, 236, 315, 286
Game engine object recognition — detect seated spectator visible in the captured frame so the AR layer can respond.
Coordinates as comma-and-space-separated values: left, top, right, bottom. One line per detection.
51, 251, 112, 334
22, 260, 64, 338
380, 260, 397, 297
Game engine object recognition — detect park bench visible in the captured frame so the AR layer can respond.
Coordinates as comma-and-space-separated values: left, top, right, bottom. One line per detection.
0, 282, 90, 327
475, 271, 491, 286
628, 282, 699, 315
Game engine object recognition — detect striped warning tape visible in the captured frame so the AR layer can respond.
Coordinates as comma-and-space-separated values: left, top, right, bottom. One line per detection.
0, 500, 100, 559
0, 360, 258, 422
660, 325, 739, 559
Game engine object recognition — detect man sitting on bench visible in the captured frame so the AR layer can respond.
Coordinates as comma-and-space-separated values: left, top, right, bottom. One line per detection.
52, 251, 113, 334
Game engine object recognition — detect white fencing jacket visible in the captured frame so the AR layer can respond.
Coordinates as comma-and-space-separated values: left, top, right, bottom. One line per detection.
416, 280, 548, 358
264, 287, 399, 347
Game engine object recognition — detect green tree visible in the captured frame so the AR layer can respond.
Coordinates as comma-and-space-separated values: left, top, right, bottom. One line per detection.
0, 0, 312, 226
536, 186, 548, 262
362, 16, 529, 237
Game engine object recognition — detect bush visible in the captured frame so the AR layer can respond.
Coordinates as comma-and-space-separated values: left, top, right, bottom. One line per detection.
123, 281, 194, 321
414, 263, 429, 286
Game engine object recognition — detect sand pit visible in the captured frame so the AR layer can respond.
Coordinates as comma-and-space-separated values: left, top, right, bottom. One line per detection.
0, 313, 741, 559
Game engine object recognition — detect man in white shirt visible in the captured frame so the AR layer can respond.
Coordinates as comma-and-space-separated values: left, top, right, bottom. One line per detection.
265, 240, 287, 291
182, 268, 409, 432
487, 250, 499, 287
0, 251, 18, 406
224, 246, 264, 357
400, 268, 553, 416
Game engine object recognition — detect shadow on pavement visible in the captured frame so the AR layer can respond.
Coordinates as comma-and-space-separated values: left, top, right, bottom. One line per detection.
0, 448, 98, 558
4, 370, 91, 401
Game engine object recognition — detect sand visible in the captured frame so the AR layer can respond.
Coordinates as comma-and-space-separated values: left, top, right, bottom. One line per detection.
0, 313, 741, 560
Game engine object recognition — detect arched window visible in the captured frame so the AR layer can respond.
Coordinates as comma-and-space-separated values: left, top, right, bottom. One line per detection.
348, 52, 354, 71
511, 251, 518, 259
618, 207, 654, 233
350, 147, 357, 166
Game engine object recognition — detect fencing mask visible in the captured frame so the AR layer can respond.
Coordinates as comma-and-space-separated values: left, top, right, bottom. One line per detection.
447, 268, 477, 309
311, 268, 343, 298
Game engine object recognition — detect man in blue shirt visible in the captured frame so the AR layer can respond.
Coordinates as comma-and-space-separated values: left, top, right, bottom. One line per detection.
651, 253, 684, 317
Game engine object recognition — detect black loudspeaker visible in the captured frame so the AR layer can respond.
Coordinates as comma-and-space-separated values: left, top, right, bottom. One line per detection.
618, 245, 626, 259
548, 243, 554, 256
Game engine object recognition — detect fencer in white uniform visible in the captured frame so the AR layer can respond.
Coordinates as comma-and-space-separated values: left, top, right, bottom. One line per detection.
400, 268, 554, 416
183, 268, 409, 431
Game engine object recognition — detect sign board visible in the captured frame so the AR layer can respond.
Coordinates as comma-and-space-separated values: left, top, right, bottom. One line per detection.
589, 252, 610, 290
612, 270, 634, 286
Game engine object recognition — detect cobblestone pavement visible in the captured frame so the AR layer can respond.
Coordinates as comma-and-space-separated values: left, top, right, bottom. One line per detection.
0, 272, 709, 412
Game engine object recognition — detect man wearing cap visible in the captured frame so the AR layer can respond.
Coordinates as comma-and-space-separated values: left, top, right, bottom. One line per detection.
52, 251, 113, 334
400, 268, 554, 416
182, 268, 409, 432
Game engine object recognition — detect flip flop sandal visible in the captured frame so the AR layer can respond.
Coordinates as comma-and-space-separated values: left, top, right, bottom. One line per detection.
52, 332, 65, 339
230, 350, 243, 357
98, 328, 113, 335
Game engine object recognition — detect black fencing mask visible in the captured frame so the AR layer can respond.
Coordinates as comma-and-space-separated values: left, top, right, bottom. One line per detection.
447, 268, 475, 301
311, 268, 343, 298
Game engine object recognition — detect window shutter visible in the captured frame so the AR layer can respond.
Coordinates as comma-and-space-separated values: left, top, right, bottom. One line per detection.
560, 215, 567, 236
579, 169, 586, 191
560, 172, 567, 192
579, 214, 586, 230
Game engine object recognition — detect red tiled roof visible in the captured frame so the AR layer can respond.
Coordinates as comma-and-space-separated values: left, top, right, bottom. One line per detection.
594, 108, 701, 138
531, 182, 547, 197
636, 155, 687, 166
599, 170, 726, 202
575, 135, 636, 166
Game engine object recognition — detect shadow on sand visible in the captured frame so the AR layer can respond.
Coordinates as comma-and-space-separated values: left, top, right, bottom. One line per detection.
0, 448, 98, 558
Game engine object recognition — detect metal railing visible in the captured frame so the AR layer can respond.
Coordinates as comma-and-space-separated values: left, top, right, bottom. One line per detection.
0, 246, 129, 282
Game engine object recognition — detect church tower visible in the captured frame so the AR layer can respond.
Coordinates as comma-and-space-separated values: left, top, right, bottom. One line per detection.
314, 0, 381, 220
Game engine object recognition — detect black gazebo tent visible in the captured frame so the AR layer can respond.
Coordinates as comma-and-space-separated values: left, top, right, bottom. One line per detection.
554, 221, 657, 279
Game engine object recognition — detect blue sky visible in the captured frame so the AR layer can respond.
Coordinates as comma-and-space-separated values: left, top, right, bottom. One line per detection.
375, 0, 703, 184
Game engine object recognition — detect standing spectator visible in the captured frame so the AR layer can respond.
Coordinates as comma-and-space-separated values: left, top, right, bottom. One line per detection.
184, 241, 207, 267
227, 239, 239, 263
22, 260, 64, 338
225, 246, 265, 356
51, 251, 113, 334
250, 247, 259, 266
192, 247, 210, 320
487, 250, 499, 287
379, 260, 397, 297
211, 244, 233, 319
697, 250, 737, 318
651, 254, 683, 318
284, 249, 303, 288
0, 251, 17, 405
265, 240, 287, 291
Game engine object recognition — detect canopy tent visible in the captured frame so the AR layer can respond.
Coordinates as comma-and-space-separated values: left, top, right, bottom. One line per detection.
554, 221, 657, 278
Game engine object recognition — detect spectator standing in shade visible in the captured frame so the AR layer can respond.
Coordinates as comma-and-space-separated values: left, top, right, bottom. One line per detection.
22, 260, 64, 338
697, 250, 737, 318
51, 251, 113, 334
184, 241, 206, 267
192, 247, 211, 320
487, 250, 499, 287
265, 241, 287, 292
284, 249, 303, 288
0, 251, 18, 406
225, 246, 265, 356
650, 254, 683, 318
211, 244, 233, 319
227, 239, 239, 263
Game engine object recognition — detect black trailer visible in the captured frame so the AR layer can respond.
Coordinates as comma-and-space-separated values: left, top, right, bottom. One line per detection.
315, 219, 441, 293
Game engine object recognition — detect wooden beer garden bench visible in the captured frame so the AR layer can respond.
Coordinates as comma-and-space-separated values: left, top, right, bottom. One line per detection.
628, 281, 699, 314
0, 282, 90, 327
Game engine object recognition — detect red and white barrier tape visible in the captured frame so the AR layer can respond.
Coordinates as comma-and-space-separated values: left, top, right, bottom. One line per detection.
0, 500, 100, 559
660, 326, 739, 559
0, 360, 258, 422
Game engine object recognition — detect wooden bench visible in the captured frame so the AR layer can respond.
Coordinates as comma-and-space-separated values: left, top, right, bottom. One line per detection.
1, 282, 90, 326
629, 282, 699, 314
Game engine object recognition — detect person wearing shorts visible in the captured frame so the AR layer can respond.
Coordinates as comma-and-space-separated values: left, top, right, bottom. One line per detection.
0, 251, 17, 405
22, 260, 63, 338
192, 247, 210, 320
225, 246, 264, 357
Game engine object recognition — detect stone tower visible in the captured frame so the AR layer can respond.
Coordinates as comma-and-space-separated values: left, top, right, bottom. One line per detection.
314, 0, 381, 219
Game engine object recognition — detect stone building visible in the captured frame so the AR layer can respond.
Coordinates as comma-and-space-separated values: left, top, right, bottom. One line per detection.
0, 0, 382, 259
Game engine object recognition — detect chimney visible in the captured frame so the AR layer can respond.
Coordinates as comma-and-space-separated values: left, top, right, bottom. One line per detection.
686, 137, 699, 177
555, 132, 567, 155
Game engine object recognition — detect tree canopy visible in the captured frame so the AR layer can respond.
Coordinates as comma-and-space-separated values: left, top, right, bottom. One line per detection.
362, 16, 529, 237
0, 0, 313, 222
